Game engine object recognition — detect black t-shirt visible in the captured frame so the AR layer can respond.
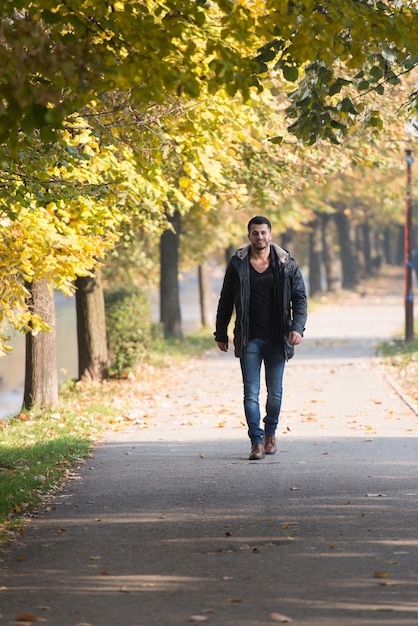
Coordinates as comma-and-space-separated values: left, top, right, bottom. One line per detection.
249, 263, 275, 338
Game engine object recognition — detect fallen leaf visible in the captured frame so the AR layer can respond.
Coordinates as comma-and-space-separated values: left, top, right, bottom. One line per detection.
16, 413, 30, 421
270, 612, 293, 622
228, 597, 243, 603
188, 616, 208, 622
373, 571, 389, 579
366, 493, 388, 498
15, 614, 41, 623
198, 452, 206, 458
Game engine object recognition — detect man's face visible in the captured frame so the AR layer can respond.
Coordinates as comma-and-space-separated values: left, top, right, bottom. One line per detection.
248, 223, 272, 250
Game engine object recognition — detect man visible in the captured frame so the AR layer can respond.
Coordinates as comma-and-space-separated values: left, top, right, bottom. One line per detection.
214, 216, 307, 460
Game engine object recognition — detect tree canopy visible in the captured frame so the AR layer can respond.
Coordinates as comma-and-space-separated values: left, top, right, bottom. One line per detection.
1, 1, 417, 146
1, 0, 418, 353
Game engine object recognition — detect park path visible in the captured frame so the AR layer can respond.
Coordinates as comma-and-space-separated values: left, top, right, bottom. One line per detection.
1, 268, 418, 626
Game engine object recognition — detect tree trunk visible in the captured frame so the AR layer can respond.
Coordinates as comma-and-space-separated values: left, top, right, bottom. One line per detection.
361, 221, 373, 275
23, 277, 58, 410
383, 228, 393, 264
334, 211, 360, 289
198, 263, 212, 328
321, 213, 339, 292
75, 270, 108, 383
160, 210, 182, 338
280, 229, 294, 250
396, 224, 404, 265
308, 217, 322, 297
225, 245, 235, 264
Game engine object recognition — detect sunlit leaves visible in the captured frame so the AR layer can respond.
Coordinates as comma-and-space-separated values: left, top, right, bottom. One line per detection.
0, 0, 417, 150
0, 121, 139, 344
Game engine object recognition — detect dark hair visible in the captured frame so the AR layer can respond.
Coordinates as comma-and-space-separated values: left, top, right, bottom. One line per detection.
247, 216, 271, 232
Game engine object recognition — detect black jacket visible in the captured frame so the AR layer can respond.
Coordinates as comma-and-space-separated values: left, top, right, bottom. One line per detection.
214, 243, 307, 359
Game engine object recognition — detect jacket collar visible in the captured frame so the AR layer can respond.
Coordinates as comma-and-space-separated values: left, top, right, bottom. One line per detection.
236, 243, 290, 264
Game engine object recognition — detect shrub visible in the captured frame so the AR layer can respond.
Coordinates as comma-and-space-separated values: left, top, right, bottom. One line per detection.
104, 286, 157, 376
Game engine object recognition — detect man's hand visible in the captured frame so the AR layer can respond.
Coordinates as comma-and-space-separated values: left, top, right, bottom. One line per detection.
289, 331, 303, 346
216, 341, 228, 352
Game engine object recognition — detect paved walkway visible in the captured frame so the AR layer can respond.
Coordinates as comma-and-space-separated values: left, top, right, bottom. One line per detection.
1, 271, 418, 626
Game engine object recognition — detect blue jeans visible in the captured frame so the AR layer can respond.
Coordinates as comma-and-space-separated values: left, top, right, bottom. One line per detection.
240, 338, 285, 445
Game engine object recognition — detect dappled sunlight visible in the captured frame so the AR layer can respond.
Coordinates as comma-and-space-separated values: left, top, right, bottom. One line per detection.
285, 597, 418, 615
3, 433, 418, 625
12, 573, 213, 594
3, 275, 418, 625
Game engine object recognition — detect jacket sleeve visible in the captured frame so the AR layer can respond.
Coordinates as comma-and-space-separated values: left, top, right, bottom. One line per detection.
290, 264, 307, 336
214, 261, 237, 343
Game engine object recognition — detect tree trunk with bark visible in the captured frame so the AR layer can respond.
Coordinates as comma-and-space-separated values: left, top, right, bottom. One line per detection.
308, 217, 323, 297
160, 210, 182, 338
382, 228, 393, 264
198, 263, 212, 328
361, 221, 373, 275
75, 270, 108, 383
225, 245, 235, 264
280, 229, 294, 250
23, 277, 58, 410
334, 210, 360, 289
396, 225, 404, 266
321, 213, 339, 292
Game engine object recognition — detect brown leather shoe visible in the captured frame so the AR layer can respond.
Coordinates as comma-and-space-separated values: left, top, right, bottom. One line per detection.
249, 443, 265, 460
264, 435, 277, 455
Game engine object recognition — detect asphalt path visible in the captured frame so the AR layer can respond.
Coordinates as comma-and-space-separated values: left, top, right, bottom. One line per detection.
1, 277, 418, 626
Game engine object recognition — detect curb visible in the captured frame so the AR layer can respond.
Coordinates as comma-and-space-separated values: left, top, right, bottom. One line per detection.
384, 371, 418, 417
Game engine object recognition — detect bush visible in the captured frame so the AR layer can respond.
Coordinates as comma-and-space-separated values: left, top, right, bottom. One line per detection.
104, 286, 158, 376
